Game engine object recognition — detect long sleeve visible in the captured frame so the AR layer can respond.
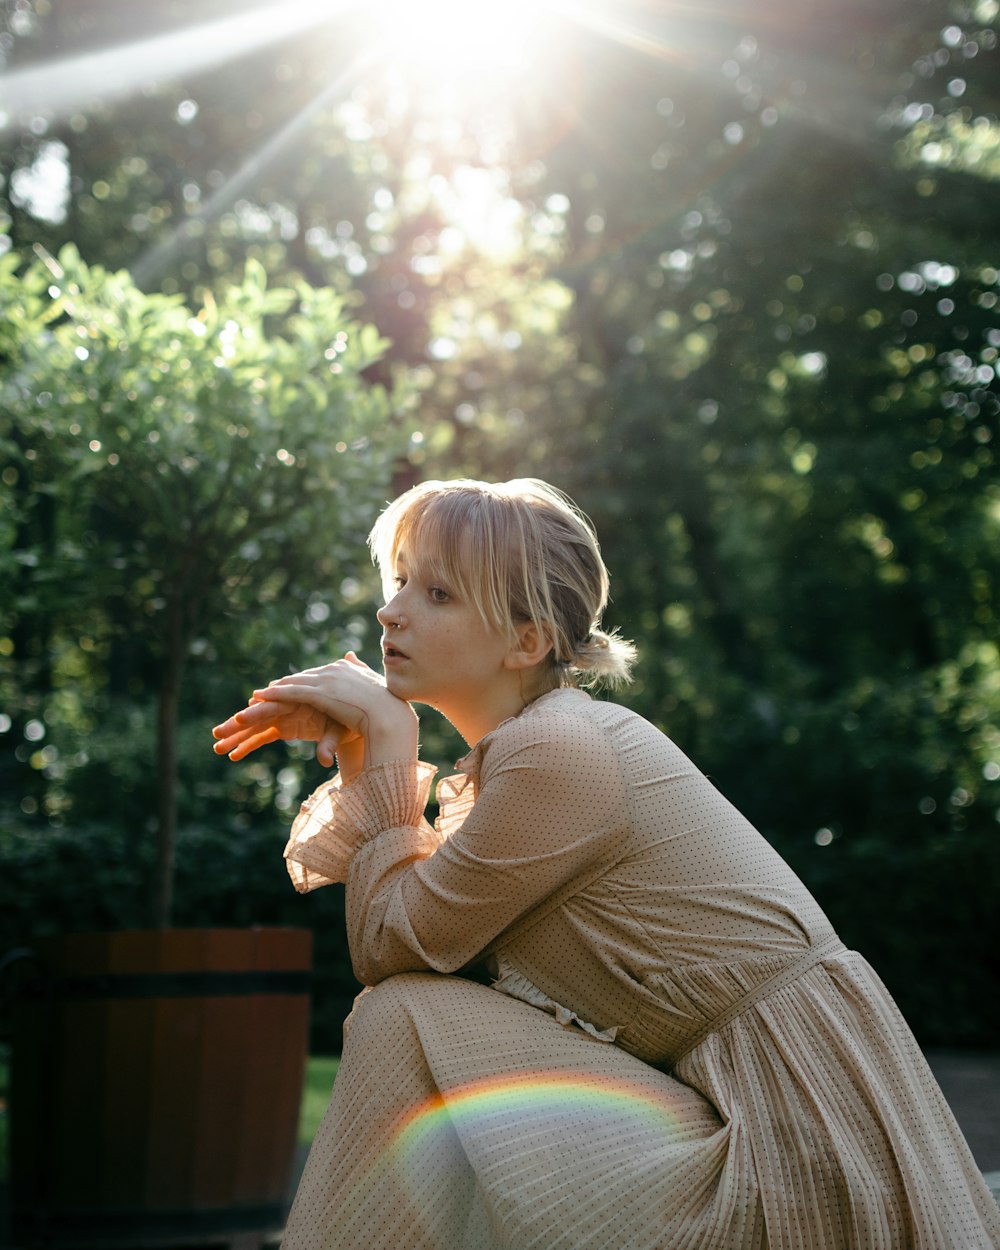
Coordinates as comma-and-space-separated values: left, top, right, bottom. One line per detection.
346, 705, 630, 985
284, 759, 440, 891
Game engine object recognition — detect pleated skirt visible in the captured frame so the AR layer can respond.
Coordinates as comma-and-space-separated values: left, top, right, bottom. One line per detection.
281, 973, 1000, 1250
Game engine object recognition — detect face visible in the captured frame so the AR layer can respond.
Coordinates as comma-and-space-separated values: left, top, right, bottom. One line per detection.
376, 545, 518, 740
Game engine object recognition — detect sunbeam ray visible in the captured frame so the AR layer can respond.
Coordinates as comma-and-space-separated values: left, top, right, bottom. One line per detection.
0, 0, 357, 132
549, 0, 730, 67
131, 46, 376, 286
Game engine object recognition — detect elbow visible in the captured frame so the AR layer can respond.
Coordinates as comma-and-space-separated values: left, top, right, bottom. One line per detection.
350, 947, 387, 987
350, 942, 465, 986
350, 944, 427, 987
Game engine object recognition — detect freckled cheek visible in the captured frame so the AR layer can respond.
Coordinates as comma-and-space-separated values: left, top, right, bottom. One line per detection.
431, 635, 474, 673
431, 622, 464, 647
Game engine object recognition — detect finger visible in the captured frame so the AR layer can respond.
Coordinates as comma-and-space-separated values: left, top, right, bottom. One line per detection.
260, 667, 326, 689
212, 723, 263, 754
252, 682, 321, 704
213, 705, 285, 749
212, 711, 249, 738
212, 697, 276, 737
233, 699, 286, 726
266, 661, 351, 685
317, 718, 351, 767
227, 726, 281, 761
213, 702, 286, 745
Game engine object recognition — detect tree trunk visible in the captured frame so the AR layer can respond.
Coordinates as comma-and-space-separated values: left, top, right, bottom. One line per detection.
151, 623, 184, 929
5, 432, 57, 815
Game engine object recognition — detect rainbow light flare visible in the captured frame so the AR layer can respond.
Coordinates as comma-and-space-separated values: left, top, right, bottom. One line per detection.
391, 1069, 691, 1171
317, 1065, 726, 1248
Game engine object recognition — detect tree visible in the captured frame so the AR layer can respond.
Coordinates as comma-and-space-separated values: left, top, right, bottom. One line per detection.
0, 0, 452, 370
443, 0, 998, 1040
1, 243, 412, 925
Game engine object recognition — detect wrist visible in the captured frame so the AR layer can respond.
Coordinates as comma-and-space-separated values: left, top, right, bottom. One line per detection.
364, 696, 419, 768
335, 735, 366, 784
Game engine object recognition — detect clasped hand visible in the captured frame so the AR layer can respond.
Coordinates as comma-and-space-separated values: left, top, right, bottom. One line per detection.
212, 652, 417, 771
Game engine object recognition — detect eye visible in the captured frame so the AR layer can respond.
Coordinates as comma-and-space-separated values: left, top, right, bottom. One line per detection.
392, 574, 407, 590
428, 585, 451, 604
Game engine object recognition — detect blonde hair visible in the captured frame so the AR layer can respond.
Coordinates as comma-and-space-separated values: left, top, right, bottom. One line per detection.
368, 478, 636, 688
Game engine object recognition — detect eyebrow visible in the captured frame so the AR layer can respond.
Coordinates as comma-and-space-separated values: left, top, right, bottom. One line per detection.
396, 546, 444, 583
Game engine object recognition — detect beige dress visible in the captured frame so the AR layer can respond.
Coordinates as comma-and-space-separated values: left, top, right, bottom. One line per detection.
281, 688, 1000, 1249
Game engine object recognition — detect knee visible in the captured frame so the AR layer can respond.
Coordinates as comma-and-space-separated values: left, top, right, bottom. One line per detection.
342, 972, 440, 1046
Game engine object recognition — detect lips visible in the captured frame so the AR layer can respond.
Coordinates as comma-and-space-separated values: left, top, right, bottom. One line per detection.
383, 638, 409, 660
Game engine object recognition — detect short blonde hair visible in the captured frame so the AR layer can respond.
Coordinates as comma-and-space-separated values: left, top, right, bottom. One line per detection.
368, 478, 635, 687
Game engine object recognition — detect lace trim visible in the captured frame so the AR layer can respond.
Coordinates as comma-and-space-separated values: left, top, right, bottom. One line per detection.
492, 954, 620, 1043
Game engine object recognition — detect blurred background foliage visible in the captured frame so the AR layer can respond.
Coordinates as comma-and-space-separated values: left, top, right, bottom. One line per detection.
1, 0, 998, 1050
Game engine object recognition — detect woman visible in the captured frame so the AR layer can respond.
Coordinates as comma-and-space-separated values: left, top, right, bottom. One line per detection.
213, 478, 999, 1250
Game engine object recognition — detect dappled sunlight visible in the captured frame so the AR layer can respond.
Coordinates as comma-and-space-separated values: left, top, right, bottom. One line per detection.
6, 0, 954, 303
131, 48, 377, 285
901, 110, 1000, 179
434, 166, 525, 258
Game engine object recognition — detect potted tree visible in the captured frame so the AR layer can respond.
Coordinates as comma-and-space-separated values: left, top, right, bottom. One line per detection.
3, 246, 411, 1245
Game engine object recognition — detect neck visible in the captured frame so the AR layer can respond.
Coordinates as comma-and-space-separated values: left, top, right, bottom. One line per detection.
441, 669, 562, 747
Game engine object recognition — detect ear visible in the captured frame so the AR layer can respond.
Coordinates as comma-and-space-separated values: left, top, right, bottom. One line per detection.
504, 619, 553, 672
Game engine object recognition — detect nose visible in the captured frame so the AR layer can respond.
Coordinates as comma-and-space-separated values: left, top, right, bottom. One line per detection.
377, 591, 405, 630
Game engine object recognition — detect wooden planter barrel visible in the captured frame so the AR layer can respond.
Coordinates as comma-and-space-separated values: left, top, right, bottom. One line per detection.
10, 928, 312, 1248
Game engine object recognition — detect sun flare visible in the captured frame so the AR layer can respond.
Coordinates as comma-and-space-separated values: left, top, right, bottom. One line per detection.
366, 0, 554, 84
1, 0, 686, 282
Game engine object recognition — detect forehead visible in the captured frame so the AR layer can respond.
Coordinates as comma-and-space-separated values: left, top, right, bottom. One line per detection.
393, 543, 430, 573
392, 536, 466, 585
392, 500, 476, 569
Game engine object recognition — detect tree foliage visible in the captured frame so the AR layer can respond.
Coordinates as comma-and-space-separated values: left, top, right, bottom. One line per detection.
1, 242, 412, 927
1, 0, 998, 1046
482, 0, 1000, 1036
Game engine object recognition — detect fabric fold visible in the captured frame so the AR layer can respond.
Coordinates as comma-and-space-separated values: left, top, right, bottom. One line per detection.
493, 953, 621, 1042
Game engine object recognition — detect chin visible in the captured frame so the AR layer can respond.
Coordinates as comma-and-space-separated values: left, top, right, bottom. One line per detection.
384, 673, 415, 700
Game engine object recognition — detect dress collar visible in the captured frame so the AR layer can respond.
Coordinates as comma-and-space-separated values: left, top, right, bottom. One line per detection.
453, 687, 590, 780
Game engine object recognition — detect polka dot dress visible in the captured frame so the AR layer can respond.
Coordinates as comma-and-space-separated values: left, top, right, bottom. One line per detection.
282, 689, 1000, 1249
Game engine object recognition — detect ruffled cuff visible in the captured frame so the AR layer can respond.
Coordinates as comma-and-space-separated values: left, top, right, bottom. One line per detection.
284, 759, 437, 892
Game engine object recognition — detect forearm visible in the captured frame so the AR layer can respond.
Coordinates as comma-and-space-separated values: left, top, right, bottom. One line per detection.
344, 714, 627, 979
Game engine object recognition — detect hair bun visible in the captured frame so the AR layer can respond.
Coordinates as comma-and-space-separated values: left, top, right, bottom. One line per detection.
569, 627, 637, 688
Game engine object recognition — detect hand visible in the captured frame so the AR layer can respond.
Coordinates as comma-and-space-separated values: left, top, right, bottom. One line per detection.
251, 652, 418, 767
213, 694, 354, 768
